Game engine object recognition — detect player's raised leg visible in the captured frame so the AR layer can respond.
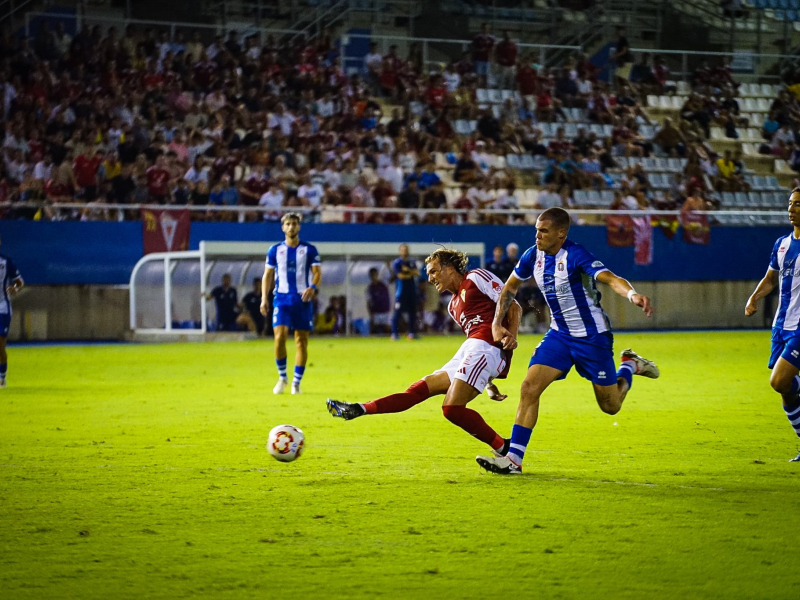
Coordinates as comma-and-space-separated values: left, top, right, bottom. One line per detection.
769, 355, 800, 461
592, 349, 660, 415
292, 330, 309, 394
327, 371, 450, 420
273, 324, 289, 394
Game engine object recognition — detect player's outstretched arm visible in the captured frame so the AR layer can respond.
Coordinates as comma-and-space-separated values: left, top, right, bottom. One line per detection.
261, 269, 275, 315
596, 270, 654, 317
745, 268, 778, 317
493, 273, 523, 342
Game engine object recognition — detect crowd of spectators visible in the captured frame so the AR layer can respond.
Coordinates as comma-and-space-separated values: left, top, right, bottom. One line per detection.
0, 18, 789, 225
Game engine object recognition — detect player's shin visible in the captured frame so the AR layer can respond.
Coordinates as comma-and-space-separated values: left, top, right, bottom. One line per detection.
506, 424, 533, 467
362, 380, 431, 414
783, 376, 800, 441
442, 405, 505, 450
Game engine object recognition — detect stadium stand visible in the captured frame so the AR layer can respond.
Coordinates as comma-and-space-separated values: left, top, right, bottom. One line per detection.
0, 18, 794, 227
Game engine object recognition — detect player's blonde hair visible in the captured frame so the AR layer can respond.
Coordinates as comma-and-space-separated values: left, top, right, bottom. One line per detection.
425, 248, 469, 275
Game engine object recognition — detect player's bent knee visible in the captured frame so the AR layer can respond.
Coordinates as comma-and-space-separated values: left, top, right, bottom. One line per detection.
441, 404, 463, 422
770, 374, 793, 395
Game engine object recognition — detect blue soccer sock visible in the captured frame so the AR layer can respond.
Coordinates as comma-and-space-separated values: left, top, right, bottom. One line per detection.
293, 365, 305, 387
790, 375, 800, 396
0, 363, 7, 380
617, 361, 635, 391
507, 424, 533, 467
784, 401, 800, 440
276, 357, 287, 380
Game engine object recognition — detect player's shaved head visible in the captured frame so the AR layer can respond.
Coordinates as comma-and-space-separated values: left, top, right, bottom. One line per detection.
539, 207, 571, 234
426, 248, 469, 275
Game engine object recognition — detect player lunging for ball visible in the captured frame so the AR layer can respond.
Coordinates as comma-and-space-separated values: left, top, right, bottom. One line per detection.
745, 188, 800, 461
477, 207, 660, 475
262, 213, 321, 395
327, 248, 521, 456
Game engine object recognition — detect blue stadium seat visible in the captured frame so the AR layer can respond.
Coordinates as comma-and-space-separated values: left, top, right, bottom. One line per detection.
787, 9, 798, 20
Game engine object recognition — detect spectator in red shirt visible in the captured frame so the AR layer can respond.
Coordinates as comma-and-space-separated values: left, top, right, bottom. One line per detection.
74, 149, 104, 201
494, 31, 518, 90
517, 57, 538, 97
146, 154, 171, 203
471, 22, 495, 81
425, 75, 448, 110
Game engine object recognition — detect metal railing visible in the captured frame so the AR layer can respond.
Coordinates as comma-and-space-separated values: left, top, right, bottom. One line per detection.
24, 10, 304, 43
9, 200, 787, 224
340, 32, 582, 75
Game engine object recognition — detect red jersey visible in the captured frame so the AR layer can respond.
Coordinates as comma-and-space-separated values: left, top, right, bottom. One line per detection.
495, 40, 518, 67
472, 33, 495, 62
146, 166, 170, 196
74, 155, 102, 187
425, 85, 447, 109
448, 268, 506, 347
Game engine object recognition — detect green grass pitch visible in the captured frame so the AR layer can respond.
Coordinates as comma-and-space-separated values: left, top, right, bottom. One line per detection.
2, 331, 799, 599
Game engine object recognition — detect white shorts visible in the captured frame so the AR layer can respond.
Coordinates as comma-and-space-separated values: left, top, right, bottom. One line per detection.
371, 313, 390, 326
434, 338, 506, 392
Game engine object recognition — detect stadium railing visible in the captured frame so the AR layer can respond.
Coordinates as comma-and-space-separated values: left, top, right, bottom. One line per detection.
23, 11, 305, 41
14, 201, 789, 223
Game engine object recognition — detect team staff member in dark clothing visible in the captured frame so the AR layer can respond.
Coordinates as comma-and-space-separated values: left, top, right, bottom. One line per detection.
486, 245, 514, 283
204, 273, 239, 331
239, 277, 266, 335
391, 244, 419, 340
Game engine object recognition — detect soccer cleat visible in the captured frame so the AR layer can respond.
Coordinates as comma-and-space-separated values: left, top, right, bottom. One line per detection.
476, 454, 522, 475
492, 438, 511, 458
790, 450, 800, 463
273, 378, 288, 395
291, 384, 301, 395
621, 348, 660, 379
0, 378, 6, 389
326, 399, 366, 420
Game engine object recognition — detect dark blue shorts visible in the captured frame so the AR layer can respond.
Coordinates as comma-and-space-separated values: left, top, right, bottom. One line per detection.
769, 328, 800, 370
0, 313, 9, 337
273, 302, 314, 332
529, 328, 618, 386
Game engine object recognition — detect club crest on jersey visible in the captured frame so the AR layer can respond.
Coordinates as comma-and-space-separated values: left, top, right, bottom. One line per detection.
460, 289, 466, 302
557, 262, 565, 272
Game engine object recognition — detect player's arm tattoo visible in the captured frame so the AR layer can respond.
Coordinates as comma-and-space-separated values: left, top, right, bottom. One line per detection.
493, 275, 522, 325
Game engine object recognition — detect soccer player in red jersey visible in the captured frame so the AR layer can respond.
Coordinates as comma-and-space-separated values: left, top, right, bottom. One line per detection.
327, 248, 521, 456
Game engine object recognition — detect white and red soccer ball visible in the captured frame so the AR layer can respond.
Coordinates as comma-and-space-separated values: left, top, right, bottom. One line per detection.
267, 424, 305, 462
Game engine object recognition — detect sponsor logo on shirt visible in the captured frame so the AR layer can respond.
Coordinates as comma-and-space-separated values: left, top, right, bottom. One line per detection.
592, 261, 604, 268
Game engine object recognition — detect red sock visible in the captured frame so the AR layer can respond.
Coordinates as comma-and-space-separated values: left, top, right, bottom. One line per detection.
442, 405, 504, 450
363, 380, 431, 414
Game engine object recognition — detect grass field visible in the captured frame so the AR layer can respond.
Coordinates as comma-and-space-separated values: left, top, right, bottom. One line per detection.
2, 331, 799, 599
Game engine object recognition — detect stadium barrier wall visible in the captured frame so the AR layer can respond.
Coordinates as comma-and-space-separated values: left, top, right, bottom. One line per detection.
4, 221, 787, 285
10, 280, 771, 341
7, 221, 782, 340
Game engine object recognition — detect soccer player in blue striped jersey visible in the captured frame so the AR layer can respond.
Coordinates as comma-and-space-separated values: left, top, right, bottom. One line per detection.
261, 213, 321, 395
477, 207, 660, 475
0, 235, 23, 388
745, 188, 800, 461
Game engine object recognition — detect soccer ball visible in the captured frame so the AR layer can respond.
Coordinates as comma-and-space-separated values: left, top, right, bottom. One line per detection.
267, 424, 305, 462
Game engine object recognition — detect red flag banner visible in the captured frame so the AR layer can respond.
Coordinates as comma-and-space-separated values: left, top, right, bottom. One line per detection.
680, 211, 711, 245
633, 217, 653, 266
142, 209, 191, 254
606, 214, 635, 247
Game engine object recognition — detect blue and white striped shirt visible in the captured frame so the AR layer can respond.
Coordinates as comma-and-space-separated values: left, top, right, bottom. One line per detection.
769, 233, 800, 331
265, 241, 321, 306
515, 239, 611, 337
0, 254, 20, 315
